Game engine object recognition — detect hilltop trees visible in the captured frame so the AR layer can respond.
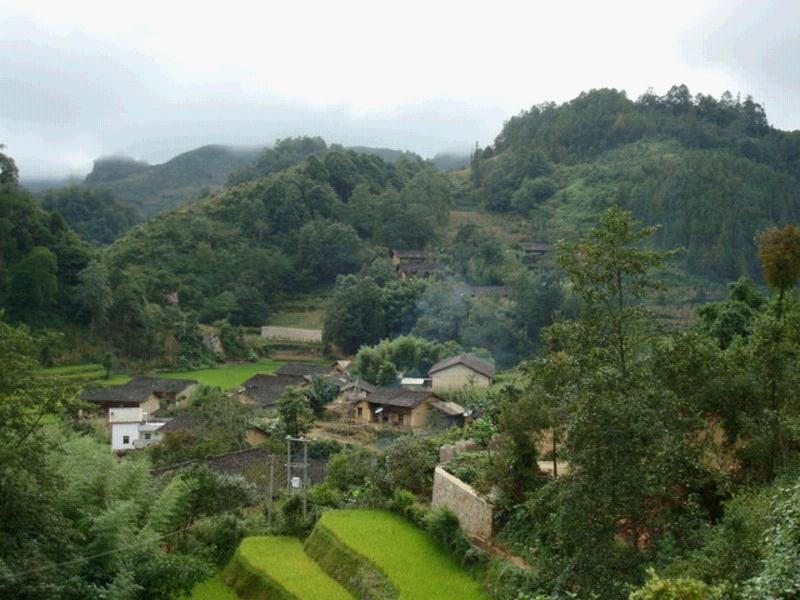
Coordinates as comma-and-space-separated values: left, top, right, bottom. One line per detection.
470, 87, 800, 281
0, 147, 91, 326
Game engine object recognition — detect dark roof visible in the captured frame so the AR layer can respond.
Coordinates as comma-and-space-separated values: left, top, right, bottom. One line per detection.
341, 379, 377, 394
241, 374, 302, 407
430, 400, 467, 416
428, 353, 496, 379
276, 362, 334, 378
158, 413, 209, 437
80, 376, 197, 404
304, 373, 348, 387
367, 388, 436, 409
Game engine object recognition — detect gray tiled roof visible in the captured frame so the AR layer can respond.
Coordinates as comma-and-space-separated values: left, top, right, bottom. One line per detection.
276, 363, 334, 378
428, 353, 496, 378
367, 388, 435, 409
241, 374, 303, 407
80, 376, 197, 404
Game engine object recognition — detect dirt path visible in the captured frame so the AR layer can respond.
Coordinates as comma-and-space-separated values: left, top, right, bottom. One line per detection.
471, 537, 533, 570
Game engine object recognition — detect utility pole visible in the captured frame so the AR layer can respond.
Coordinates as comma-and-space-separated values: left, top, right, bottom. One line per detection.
285, 435, 310, 518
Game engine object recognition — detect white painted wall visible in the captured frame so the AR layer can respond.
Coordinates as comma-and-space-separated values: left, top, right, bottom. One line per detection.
109, 407, 143, 423
111, 423, 140, 451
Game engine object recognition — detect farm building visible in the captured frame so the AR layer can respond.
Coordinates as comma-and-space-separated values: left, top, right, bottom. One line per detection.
352, 388, 466, 429
391, 249, 438, 279
428, 354, 495, 390
80, 376, 198, 414
239, 374, 307, 408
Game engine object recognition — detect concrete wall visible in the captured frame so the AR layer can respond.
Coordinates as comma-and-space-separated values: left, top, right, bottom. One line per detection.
111, 423, 140, 451
261, 326, 322, 343
432, 465, 494, 540
431, 364, 491, 390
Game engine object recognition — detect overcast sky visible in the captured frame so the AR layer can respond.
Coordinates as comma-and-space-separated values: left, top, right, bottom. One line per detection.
1, 0, 798, 179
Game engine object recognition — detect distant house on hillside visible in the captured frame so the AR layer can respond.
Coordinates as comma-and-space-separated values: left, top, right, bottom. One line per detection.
428, 354, 495, 390
80, 376, 198, 415
239, 374, 306, 409
352, 388, 466, 429
391, 249, 438, 280
276, 362, 336, 379
330, 379, 376, 418
519, 242, 551, 263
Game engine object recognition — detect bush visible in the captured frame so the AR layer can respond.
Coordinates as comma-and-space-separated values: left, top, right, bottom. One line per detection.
327, 447, 378, 492
424, 507, 486, 567
629, 569, 722, 600
383, 435, 439, 496
390, 488, 428, 526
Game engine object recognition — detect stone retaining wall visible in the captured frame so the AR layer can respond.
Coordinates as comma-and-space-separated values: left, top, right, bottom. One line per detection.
261, 326, 322, 343
431, 465, 494, 540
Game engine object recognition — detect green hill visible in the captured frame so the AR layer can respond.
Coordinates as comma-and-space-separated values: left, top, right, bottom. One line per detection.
0, 151, 92, 325
469, 85, 800, 281
86, 144, 262, 216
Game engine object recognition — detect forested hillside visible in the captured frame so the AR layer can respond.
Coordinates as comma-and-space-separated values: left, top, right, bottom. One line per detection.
41, 186, 141, 245
94, 147, 449, 361
85, 145, 261, 216
469, 86, 800, 280
0, 150, 92, 325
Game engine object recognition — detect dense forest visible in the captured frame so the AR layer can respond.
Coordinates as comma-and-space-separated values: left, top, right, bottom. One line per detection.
469, 85, 800, 280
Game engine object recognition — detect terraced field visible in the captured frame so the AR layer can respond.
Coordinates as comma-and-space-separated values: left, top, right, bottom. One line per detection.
311, 510, 487, 600
215, 537, 353, 600
39, 358, 285, 390
189, 509, 487, 600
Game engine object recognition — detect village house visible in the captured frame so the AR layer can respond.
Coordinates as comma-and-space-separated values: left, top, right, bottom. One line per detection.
390, 249, 438, 279
108, 407, 167, 452
330, 379, 376, 418
80, 376, 198, 415
79, 377, 198, 452
352, 388, 466, 429
519, 242, 551, 263
428, 354, 496, 390
238, 374, 306, 409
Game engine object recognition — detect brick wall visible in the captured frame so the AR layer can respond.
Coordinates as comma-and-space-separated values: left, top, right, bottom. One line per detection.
431, 465, 494, 540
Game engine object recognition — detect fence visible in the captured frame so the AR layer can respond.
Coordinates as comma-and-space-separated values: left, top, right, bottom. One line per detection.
152, 447, 327, 495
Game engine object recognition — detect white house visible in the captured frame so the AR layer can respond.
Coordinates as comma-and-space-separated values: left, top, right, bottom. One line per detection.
108, 407, 166, 452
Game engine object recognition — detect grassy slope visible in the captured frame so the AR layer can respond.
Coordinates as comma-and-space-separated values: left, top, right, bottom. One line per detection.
318, 510, 487, 600
228, 536, 354, 600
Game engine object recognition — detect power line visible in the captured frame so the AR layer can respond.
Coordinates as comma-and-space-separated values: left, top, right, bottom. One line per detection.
0, 526, 188, 581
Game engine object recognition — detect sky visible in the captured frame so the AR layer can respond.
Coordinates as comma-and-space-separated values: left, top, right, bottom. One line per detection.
1, 0, 798, 179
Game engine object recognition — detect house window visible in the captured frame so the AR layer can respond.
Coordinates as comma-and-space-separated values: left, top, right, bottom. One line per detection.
398, 414, 404, 425
123, 435, 130, 445
357, 407, 363, 418
144, 433, 151, 440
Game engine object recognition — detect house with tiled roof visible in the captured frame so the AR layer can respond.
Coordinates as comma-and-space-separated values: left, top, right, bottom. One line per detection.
352, 387, 466, 429
428, 353, 495, 390
80, 376, 198, 414
238, 374, 305, 409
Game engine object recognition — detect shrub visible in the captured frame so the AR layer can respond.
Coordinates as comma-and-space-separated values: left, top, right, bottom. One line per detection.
383, 435, 439, 496
629, 569, 722, 600
327, 447, 378, 492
